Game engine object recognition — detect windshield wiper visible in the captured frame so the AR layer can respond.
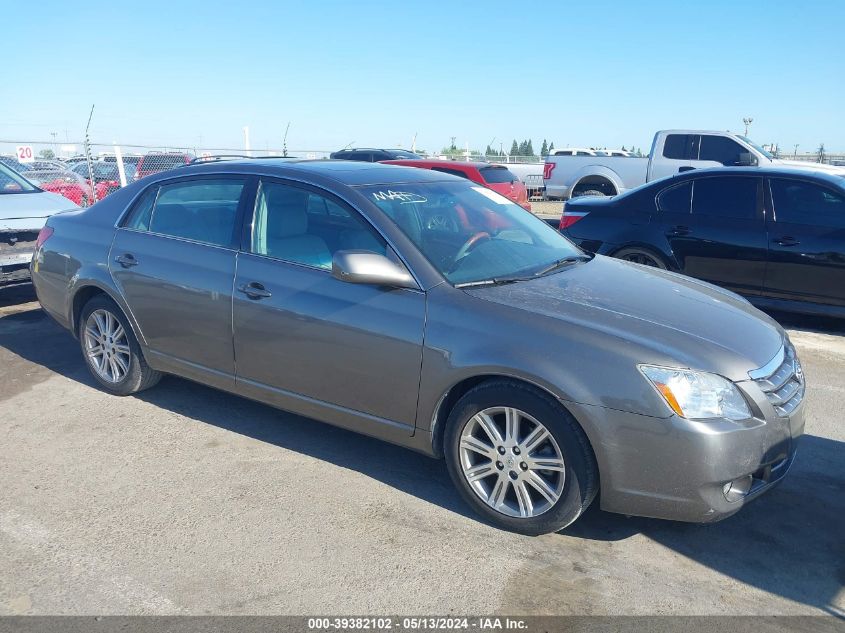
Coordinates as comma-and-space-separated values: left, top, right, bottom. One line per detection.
454, 277, 524, 288
534, 255, 588, 277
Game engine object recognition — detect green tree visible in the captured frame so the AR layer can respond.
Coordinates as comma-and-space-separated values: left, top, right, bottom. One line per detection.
510, 140, 519, 156
541, 139, 548, 156
526, 140, 534, 157
39, 149, 55, 159
549, 142, 555, 153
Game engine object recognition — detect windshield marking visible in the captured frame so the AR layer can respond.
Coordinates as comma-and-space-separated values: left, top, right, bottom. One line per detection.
371, 190, 428, 204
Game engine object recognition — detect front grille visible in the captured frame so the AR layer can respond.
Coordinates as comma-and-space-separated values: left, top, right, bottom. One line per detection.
753, 345, 805, 417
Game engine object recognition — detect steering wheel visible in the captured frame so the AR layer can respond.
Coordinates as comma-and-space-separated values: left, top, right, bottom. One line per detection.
452, 231, 491, 265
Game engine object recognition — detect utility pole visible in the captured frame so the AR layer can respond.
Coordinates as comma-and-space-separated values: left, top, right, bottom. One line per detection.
742, 117, 753, 136
243, 126, 251, 156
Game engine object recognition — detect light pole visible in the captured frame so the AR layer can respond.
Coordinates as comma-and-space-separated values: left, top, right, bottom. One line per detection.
742, 117, 753, 136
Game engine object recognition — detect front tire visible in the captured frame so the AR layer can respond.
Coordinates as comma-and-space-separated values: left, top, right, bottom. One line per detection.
444, 380, 598, 535
78, 295, 162, 396
613, 246, 668, 269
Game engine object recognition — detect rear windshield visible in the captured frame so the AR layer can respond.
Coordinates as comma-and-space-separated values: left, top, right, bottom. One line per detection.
480, 167, 517, 184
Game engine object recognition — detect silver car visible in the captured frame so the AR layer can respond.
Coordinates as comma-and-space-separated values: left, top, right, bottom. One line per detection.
31, 160, 805, 535
1, 162, 76, 286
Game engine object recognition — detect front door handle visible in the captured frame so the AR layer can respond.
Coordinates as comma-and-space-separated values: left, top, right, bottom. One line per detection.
237, 281, 272, 300
114, 253, 139, 268
668, 225, 691, 236
773, 236, 800, 247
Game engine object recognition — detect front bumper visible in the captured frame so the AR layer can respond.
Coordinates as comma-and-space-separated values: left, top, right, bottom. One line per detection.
566, 368, 805, 523
1, 231, 37, 285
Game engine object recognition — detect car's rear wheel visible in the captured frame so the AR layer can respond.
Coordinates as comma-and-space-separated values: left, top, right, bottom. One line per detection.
444, 380, 598, 535
614, 247, 668, 269
78, 295, 161, 396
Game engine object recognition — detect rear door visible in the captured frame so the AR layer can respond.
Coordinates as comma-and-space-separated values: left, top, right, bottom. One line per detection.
651, 134, 699, 180
764, 177, 845, 307
109, 176, 250, 388
656, 175, 767, 295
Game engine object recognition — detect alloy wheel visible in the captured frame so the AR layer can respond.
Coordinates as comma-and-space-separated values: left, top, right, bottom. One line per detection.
84, 309, 131, 383
621, 252, 660, 267
459, 407, 565, 518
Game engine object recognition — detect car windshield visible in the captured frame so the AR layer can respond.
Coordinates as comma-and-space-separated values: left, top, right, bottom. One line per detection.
0, 162, 39, 193
358, 181, 584, 285
738, 135, 774, 160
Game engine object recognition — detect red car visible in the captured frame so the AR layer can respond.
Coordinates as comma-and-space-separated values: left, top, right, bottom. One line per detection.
135, 152, 194, 179
22, 169, 106, 207
381, 159, 532, 211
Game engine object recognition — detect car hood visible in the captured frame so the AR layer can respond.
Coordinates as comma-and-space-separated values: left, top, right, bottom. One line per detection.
463, 255, 784, 380
0, 191, 77, 230
771, 159, 845, 175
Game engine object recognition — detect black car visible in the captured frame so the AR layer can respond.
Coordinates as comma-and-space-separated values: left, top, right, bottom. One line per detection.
330, 148, 421, 162
559, 167, 845, 317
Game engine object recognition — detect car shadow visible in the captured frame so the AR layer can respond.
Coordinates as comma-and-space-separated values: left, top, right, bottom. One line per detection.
1, 301, 843, 616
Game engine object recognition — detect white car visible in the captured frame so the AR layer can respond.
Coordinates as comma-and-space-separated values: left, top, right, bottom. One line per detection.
544, 129, 845, 200
1, 162, 77, 285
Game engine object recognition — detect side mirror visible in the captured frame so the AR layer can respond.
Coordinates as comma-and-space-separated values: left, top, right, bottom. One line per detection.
736, 152, 757, 166
332, 250, 417, 289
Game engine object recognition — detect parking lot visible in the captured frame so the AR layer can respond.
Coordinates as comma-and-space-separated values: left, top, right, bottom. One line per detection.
0, 283, 842, 616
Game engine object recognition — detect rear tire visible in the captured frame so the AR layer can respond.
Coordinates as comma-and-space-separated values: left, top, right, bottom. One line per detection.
78, 295, 161, 396
444, 380, 598, 535
571, 189, 606, 198
613, 247, 668, 269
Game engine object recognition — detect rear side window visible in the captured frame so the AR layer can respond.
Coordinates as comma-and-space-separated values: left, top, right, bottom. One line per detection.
770, 179, 845, 228
124, 186, 159, 230
657, 182, 692, 213
350, 152, 373, 162
692, 177, 759, 219
699, 136, 747, 166
479, 167, 517, 184
144, 179, 246, 247
662, 134, 699, 160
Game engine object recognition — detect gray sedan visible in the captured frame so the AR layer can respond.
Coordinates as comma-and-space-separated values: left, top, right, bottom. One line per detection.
31, 160, 805, 534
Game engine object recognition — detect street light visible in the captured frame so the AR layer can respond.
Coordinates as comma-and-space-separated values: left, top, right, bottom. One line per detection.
742, 117, 753, 136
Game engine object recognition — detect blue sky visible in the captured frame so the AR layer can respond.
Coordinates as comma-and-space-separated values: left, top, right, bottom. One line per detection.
4, 0, 844, 154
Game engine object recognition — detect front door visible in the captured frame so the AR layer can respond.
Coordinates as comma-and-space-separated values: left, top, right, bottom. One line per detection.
109, 176, 249, 387
764, 177, 845, 308
655, 175, 767, 296
232, 179, 425, 441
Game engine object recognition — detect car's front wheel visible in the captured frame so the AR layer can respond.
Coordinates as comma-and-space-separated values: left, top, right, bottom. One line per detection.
444, 380, 598, 535
78, 295, 162, 396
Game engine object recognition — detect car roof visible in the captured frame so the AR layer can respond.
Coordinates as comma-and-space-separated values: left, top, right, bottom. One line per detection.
382, 159, 509, 170
152, 158, 461, 186
668, 166, 845, 187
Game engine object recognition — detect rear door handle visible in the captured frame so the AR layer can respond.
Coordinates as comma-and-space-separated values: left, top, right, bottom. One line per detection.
668, 225, 691, 236
114, 253, 139, 268
237, 282, 272, 300
773, 236, 800, 247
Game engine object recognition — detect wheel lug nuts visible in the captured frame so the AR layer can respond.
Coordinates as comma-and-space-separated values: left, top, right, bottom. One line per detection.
513, 447, 521, 455
520, 462, 528, 471
497, 446, 506, 455
496, 461, 504, 470
508, 471, 518, 480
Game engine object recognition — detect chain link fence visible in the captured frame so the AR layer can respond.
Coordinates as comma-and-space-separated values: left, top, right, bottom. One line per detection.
2, 138, 842, 208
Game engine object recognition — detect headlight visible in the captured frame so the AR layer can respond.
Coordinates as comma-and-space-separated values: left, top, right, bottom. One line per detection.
639, 365, 751, 421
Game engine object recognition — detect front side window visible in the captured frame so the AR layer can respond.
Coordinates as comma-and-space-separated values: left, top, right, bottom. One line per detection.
250, 181, 385, 269
692, 177, 759, 219
770, 178, 845, 228
359, 181, 583, 285
699, 136, 748, 166
144, 179, 245, 246
657, 181, 692, 213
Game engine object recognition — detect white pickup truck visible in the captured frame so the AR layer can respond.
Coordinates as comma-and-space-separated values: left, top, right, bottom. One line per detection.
543, 129, 845, 200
